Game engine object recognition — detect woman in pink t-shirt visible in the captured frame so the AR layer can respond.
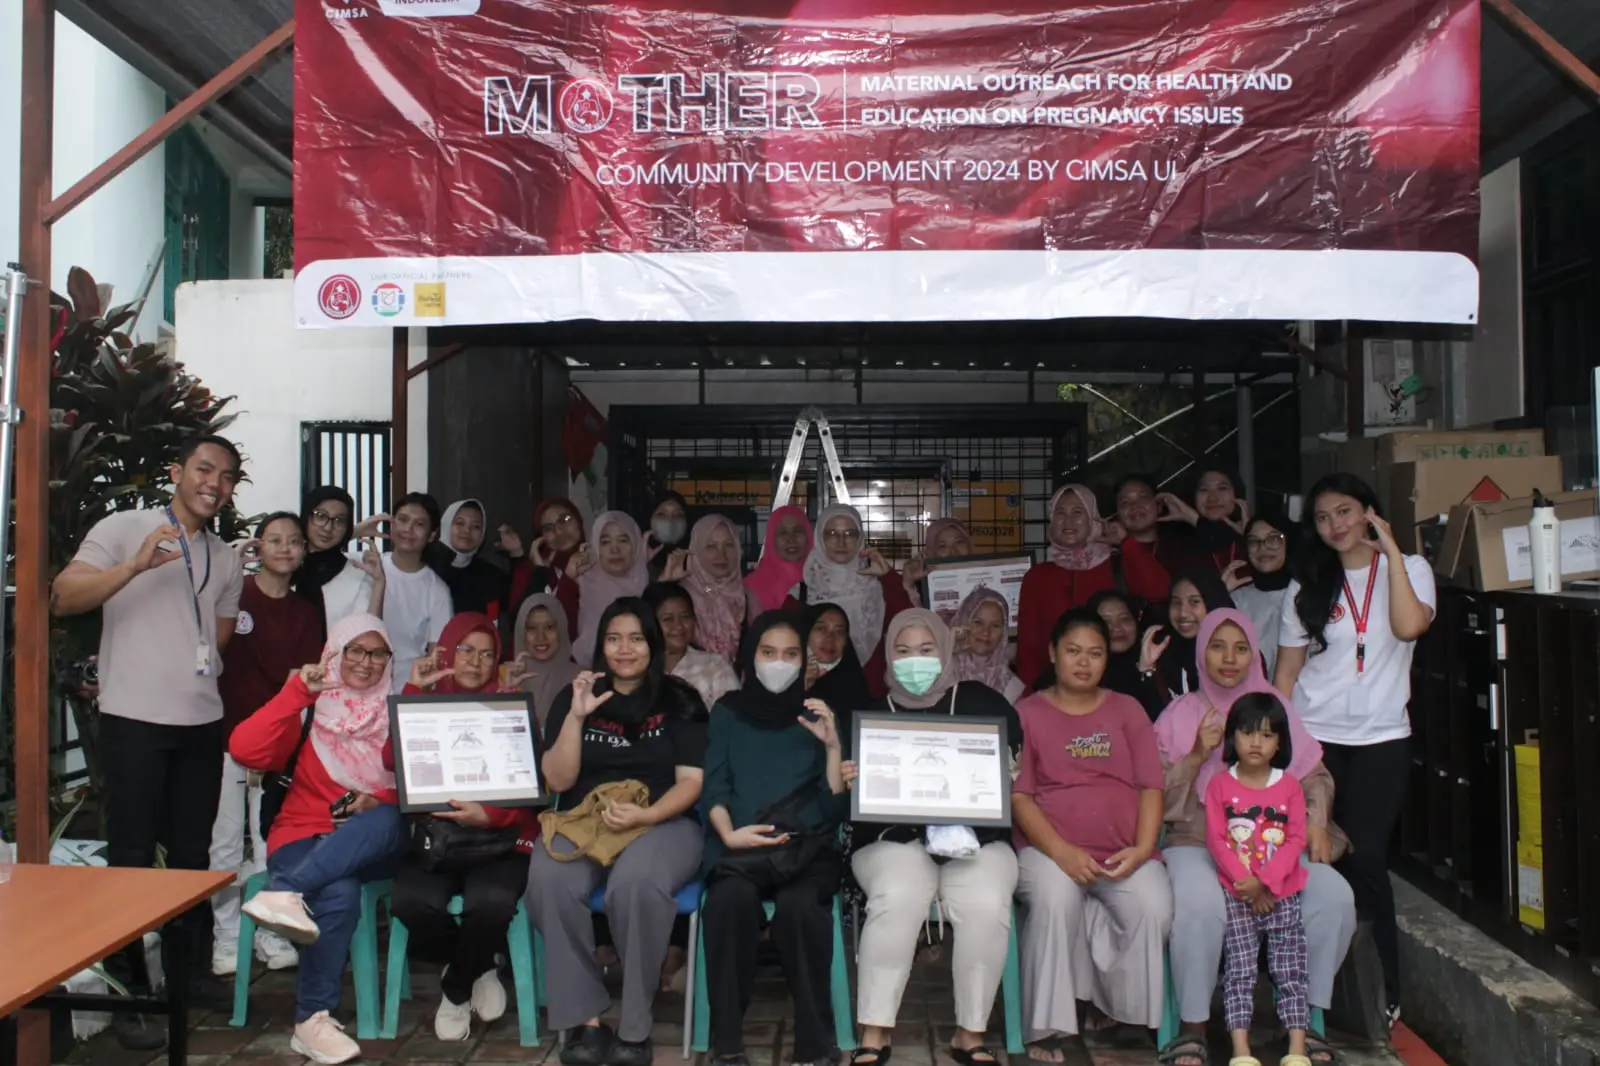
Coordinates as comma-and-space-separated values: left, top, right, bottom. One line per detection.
1012, 608, 1170, 1060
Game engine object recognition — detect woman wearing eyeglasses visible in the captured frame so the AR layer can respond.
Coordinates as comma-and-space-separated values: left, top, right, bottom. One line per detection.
1229, 511, 1296, 677
229, 614, 410, 1066
783, 504, 912, 699
504, 497, 588, 644
295, 486, 388, 635
390, 612, 542, 1042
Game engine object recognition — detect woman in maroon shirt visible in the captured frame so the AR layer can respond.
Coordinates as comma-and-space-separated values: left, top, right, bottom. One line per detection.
1012, 608, 1170, 1058
503, 497, 587, 645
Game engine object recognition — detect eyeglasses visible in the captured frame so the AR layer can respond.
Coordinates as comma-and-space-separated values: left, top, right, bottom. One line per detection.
823, 528, 861, 543
540, 513, 577, 534
309, 509, 350, 529
342, 645, 393, 665
1247, 533, 1287, 550
453, 646, 497, 664
263, 537, 307, 551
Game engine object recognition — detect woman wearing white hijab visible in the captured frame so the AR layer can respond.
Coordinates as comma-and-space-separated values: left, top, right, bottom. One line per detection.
426, 498, 511, 618
786, 504, 912, 700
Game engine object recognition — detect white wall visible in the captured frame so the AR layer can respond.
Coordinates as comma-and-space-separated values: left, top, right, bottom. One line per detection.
174, 279, 428, 518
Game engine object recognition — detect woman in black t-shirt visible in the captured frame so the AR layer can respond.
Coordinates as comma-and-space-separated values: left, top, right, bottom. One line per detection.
526, 597, 707, 1066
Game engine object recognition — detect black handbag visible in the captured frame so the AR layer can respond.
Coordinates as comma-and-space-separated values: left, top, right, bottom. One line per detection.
410, 817, 521, 874
258, 710, 314, 840
709, 779, 835, 892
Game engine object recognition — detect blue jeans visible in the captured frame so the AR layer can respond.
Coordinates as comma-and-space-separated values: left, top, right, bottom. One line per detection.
266, 804, 407, 1022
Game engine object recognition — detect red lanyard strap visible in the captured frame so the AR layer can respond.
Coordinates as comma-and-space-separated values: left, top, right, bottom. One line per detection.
1341, 554, 1380, 675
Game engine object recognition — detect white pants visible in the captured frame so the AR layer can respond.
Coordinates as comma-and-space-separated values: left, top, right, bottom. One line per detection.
852, 840, 1018, 1033
208, 753, 267, 954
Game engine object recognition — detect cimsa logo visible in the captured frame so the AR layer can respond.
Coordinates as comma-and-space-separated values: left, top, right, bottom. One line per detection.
324, 0, 368, 20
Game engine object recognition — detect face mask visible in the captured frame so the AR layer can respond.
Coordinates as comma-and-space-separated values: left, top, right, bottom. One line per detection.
892, 656, 943, 696
813, 658, 840, 675
755, 659, 801, 694
652, 518, 687, 545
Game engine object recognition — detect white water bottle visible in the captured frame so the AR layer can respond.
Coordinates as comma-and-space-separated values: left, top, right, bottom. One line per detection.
1528, 489, 1560, 594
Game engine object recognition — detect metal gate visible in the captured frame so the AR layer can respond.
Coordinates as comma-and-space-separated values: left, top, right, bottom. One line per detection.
300, 421, 392, 518
608, 405, 1087, 562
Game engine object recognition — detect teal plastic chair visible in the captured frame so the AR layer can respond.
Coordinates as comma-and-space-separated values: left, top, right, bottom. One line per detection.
690, 892, 855, 1056
229, 871, 393, 1039
1155, 949, 1327, 1050
381, 894, 542, 1046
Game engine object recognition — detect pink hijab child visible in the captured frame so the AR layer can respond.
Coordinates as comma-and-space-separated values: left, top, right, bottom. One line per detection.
745, 505, 813, 613
682, 514, 756, 660
1153, 608, 1324, 802
572, 511, 651, 666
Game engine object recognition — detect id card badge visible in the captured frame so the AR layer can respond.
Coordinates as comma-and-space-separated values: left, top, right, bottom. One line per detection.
1344, 680, 1370, 723
195, 640, 213, 677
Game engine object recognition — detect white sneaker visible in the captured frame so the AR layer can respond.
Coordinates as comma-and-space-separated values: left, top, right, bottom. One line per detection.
254, 929, 299, 970
290, 1011, 360, 1064
241, 890, 320, 945
211, 943, 238, 977
434, 974, 473, 1042
471, 968, 507, 1022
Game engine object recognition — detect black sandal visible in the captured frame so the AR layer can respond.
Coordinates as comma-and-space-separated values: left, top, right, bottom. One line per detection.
1156, 1034, 1209, 1066
948, 1047, 1000, 1066
850, 1048, 892, 1066
1305, 1034, 1340, 1064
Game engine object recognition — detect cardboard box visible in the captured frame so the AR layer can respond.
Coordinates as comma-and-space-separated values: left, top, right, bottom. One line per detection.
1517, 839, 1545, 930
1438, 489, 1600, 591
1389, 455, 1564, 554
1338, 429, 1546, 511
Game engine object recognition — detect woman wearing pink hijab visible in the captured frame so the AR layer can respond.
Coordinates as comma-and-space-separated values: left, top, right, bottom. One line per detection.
1016, 485, 1169, 686
1151, 609, 1354, 1066
572, 511, 651, 666
744, 506, 812, 613
950, 586, 1024, 704
673, 514, 757, 660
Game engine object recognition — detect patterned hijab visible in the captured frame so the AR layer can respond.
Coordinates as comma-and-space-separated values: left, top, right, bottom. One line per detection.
684, 514, 749, 660
1046, 484, 1113, 571
310, 613, 396, 794
951, 586, 1023, 703
802, 504, 885, 665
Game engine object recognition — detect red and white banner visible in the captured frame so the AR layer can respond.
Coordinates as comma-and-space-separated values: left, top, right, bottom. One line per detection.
293, 0, 1480, 329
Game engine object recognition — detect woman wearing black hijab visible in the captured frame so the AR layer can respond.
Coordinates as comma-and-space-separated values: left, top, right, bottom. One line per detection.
644, 490, 691, 580
1138, 566, 1235, 703
295, 485, 386, 635
801, 602, 871, 712
1230, 508, 1295, 676
701, 612, 849, 1066
1084, 590, 1166, 720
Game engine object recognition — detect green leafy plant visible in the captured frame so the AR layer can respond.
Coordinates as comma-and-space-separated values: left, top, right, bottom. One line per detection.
1, 266, 246, 834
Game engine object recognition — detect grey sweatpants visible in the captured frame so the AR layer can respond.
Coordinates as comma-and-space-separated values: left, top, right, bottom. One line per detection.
1164, 844, 1356, 1023
525, 817, 703, 1042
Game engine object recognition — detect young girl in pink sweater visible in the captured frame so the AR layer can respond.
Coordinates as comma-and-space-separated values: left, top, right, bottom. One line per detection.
1204, 692, 1312, 1066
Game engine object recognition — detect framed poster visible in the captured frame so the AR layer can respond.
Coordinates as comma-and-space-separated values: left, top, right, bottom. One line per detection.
849, 712, 1012, 828
388, 692, 546, 814
921, 553, 1033, 632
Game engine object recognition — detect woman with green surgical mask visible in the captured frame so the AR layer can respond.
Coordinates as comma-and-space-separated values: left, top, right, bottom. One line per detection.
840, 608, 1023, 1066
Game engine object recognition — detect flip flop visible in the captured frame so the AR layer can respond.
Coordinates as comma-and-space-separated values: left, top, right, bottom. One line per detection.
1156, 1035, 1209, 1065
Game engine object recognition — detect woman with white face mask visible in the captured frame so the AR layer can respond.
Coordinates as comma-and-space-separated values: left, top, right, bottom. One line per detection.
700, 612, 851, 1066
644, 492, 691, 580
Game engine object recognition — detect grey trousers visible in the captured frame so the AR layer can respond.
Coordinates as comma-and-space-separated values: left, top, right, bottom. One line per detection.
1016, 848, 1172, 1040
1164, 844, 1356, 1023
525, 816, 703, 1042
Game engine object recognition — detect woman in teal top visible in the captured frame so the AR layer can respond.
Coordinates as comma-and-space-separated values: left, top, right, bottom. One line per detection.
702, 611, 850, 1066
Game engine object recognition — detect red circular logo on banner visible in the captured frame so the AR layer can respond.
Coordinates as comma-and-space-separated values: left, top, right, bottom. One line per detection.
318, 275, 362, 320
1328, 603, 1346, 624
559, 79, 614, 134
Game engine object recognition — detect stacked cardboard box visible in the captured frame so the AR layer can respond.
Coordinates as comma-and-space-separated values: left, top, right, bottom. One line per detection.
1515, 743, 1544, 930
1437, 489, 1600, 591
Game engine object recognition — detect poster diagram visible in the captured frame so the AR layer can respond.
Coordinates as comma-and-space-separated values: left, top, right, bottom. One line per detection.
852, 713, 1011, 827
392, 695, 544, 811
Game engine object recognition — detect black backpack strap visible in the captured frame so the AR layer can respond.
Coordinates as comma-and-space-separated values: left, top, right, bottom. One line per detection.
281, 708, 315, 781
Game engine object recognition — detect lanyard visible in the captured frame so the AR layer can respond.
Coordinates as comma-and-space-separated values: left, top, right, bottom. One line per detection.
166, 506, 211, 636
1341, 554, 1380, 675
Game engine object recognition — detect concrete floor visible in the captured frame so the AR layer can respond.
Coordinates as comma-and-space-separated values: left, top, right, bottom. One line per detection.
60, 946, 1410, 1066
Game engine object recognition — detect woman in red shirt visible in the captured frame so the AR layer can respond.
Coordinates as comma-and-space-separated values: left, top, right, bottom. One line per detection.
391, 612, 542, 1042
503, 497, 588, 645
1016, 486, 1168, 686
230, 614, 410, 1066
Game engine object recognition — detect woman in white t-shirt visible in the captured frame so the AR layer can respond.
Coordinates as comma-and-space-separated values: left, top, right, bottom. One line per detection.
1274, 473, 1435, 1030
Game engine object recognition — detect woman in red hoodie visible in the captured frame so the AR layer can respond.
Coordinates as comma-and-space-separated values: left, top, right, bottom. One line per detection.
1017, 485, 1169, 687
390, 612, 542, 1042
231, 613, 409, 1066
502, 497, 587, 645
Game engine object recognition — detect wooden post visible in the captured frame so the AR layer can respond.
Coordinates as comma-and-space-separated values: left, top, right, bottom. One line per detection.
1345, 323, 1367, 441
393, 327, 409, 495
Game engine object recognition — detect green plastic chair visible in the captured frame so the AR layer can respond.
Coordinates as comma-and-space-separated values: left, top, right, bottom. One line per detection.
1155, 947, 1327, 1049
229, 871, 392, 1039
381, 894, 543, 1046
690, 892, 855, 1055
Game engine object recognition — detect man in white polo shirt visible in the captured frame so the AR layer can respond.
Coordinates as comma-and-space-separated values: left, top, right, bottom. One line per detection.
52, 435, 247, 1050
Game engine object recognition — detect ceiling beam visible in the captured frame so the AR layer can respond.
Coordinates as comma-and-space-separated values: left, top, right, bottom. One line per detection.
1484, 0, 1600, 107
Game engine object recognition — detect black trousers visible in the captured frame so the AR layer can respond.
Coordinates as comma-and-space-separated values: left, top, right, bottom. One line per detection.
1322, 737, 1409, 1007
391, 852, 529, 1004
704, 857, 841, 1061
99, 713, 225, 993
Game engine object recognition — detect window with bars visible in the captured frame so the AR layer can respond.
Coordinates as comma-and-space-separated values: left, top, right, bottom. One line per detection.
300, 421, 392, 518
609, 405, 1085, 568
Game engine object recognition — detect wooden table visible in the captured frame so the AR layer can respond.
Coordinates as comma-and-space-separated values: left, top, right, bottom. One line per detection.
0, 864, 232, 1065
